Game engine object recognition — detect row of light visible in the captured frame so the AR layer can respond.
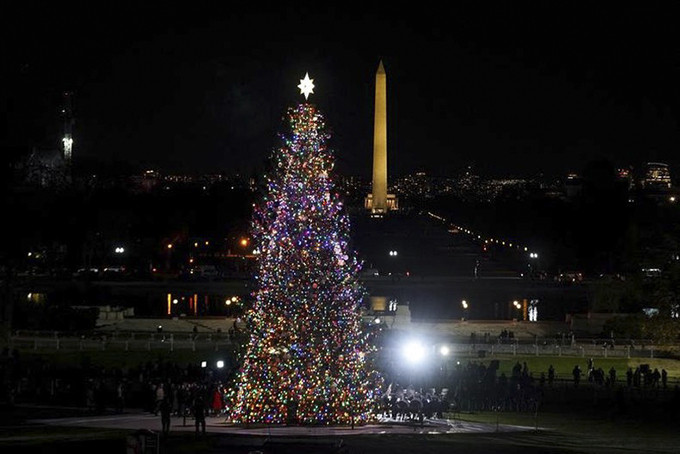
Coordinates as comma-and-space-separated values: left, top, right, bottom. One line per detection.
429, 210, 538, 257
454, 223, 539, 258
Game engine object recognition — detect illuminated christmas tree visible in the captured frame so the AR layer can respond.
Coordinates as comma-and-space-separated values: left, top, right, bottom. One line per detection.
230, 77, 378, 425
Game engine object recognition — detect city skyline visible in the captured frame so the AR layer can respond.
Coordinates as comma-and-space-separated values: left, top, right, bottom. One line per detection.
4, 4, 680, 178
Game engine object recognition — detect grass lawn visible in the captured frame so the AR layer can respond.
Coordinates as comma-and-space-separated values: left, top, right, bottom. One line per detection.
13, 349, 680, 385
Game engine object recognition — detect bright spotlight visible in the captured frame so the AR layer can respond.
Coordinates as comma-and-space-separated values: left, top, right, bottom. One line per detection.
216, 360, 224, 369
440, 345, 450, 356
403, 340, 427, 364
201, 361, 207, 368
374, 317, 381, 324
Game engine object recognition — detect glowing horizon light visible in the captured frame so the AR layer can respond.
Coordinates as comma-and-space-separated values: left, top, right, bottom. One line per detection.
297, 72, 315, 99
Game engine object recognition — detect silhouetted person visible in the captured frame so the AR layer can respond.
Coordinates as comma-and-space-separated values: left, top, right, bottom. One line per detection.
193, 395, 206, 436
548, 365, 555, 386
609, 367, 616, 386
160, 398, 171, 435
652, 368, 661, 388
572, 365, 581, 388
662, 369, 668, 389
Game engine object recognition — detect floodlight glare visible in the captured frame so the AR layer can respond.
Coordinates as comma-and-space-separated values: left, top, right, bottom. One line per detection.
403, 340, 427, 364
440, 345, 450, 356
201, 361, 207, 368
216, 360, 225, 369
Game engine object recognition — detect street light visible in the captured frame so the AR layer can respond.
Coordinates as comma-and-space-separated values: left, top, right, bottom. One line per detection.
114, 247, 125, 254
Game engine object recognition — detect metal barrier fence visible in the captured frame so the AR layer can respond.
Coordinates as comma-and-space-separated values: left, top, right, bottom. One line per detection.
444, 343, 661, 359
8, 335, 234, 352
7, 335, 668, 359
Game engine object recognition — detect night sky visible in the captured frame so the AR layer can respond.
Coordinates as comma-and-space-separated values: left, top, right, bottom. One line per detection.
3, 2, 680, 178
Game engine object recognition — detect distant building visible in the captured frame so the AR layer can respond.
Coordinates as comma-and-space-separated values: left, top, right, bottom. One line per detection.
564, 173, 582, 198
616, 167, 634, 190
642, 162, 672, 190
22, 147, 69, 188
20, 92, 74, 188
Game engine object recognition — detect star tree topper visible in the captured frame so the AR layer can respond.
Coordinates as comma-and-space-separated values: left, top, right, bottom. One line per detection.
297, 72, 315, 100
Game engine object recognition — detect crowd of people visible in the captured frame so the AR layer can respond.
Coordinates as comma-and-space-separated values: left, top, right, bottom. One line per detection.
0, 347, 233, 435
2, 346, 679, 432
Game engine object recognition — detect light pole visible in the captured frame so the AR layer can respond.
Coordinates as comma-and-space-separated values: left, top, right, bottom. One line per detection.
528, 252, 539, 278
512, 300, 522, 320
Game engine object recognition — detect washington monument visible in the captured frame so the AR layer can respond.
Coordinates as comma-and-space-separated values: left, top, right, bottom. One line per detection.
365, 60, 397, 215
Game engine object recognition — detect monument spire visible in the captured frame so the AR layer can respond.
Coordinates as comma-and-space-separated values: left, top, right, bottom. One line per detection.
366, 59, 397, 215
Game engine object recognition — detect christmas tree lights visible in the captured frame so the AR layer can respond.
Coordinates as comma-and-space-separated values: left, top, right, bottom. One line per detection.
230, 103, 379, 425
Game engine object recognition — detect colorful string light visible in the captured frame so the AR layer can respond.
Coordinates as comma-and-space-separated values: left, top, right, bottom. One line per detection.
230, 104, 380, 425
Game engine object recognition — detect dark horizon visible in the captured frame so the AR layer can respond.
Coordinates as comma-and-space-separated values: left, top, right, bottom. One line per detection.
3, 3, 680, 179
